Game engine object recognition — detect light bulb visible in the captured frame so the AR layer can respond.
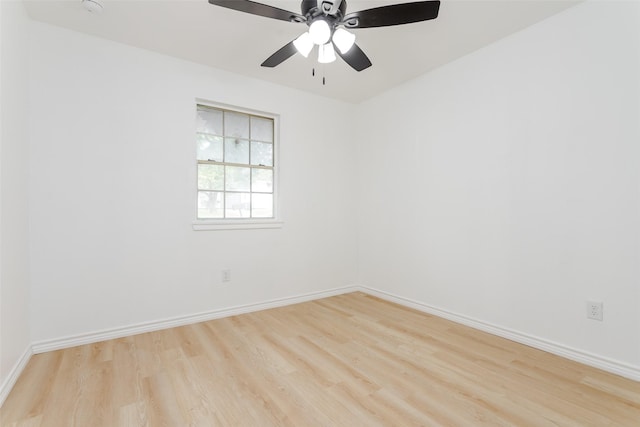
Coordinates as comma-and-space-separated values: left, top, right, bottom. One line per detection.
332, 28, 355, 54
293, 32, 314, 57
309, 19, 331, 45
318, 43, 336, 64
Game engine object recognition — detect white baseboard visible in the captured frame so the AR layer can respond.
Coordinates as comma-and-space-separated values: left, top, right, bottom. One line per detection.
21, 283, 640, 393
32, 285, 360, 354
0, 345, 33, 408
360, 286, 640, 382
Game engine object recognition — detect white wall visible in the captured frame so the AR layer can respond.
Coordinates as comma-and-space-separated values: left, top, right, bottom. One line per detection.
357, 0, 640, 370
17, 0, 640, 380
0, 0, 31, 399
28, 22, 358, 343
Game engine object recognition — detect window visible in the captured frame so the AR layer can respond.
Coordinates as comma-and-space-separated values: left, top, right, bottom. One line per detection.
195, 103, 279, 229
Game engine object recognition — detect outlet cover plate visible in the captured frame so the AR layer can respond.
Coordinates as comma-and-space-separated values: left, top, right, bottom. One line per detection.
587, 301, 603, 321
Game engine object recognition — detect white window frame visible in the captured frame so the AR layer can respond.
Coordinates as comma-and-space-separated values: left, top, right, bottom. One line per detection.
192, 100, 282, 231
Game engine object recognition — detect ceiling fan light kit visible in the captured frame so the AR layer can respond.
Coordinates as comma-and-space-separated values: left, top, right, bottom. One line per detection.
318, 42, 337, 64
309, 19, 332, 45
293, 32, 314, 57
332, 27, 356, 54
207, 0, 440, 72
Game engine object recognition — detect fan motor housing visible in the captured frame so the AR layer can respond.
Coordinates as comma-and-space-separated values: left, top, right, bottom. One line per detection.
301, 0, 347, 19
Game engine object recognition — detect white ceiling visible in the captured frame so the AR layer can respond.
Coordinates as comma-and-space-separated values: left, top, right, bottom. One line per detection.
23, 0, 581, 103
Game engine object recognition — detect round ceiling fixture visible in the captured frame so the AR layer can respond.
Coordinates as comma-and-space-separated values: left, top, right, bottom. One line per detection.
82, 0, 104, 14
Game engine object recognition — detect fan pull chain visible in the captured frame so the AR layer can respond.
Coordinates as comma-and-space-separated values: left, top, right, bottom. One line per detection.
311, 67, 326, 86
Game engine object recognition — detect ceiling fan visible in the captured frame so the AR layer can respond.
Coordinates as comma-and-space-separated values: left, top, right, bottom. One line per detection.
208, 0, 441, 72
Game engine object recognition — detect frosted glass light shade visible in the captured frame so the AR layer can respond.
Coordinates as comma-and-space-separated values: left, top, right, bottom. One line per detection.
332, 28, 355, 54
293, 32, 314, 57
318, 43, 336, 64
309, 19, 331, 45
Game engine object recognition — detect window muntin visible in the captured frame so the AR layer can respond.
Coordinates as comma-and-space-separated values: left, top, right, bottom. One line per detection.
196, 105, 275, 220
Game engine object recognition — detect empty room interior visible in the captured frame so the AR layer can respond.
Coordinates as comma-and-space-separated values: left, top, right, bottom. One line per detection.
1, 0, 639, 425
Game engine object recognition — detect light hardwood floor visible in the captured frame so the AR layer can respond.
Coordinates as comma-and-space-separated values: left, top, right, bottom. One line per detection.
2, 292, 639, 426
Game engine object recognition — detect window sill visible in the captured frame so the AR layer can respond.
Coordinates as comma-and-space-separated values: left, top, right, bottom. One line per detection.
192, 219, 283, 231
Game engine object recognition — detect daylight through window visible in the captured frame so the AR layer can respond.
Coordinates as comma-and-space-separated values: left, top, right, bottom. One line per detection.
196, 104, 275, 220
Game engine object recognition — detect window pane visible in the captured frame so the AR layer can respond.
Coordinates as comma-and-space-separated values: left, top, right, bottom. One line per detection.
226, 193, 250, 218
251, 168, 273, 193
251, 117, 273, 142
225, 166, 250, 192
197, 107, 223, 135
198, 164, 224, 191
196, 105, 277, 222
224, 138, 249, 164
224, 111, 249, 139
252, 194, 273, 218
251, 141, 273, 166
198, 191, 224, 218
197, 134, 223, 161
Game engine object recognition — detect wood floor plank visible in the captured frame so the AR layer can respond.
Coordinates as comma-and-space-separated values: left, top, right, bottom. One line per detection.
2, 292, 639, 426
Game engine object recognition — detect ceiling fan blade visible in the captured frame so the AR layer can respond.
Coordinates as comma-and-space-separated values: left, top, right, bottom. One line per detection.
208, 0, 304, 23
261, 41, 298, 68
335, 43, 372, 72
342, 1, 440, 28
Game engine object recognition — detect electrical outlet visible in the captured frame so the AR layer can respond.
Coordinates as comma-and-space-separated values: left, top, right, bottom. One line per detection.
587, 301, 603, 321
221, 269, 231, 283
